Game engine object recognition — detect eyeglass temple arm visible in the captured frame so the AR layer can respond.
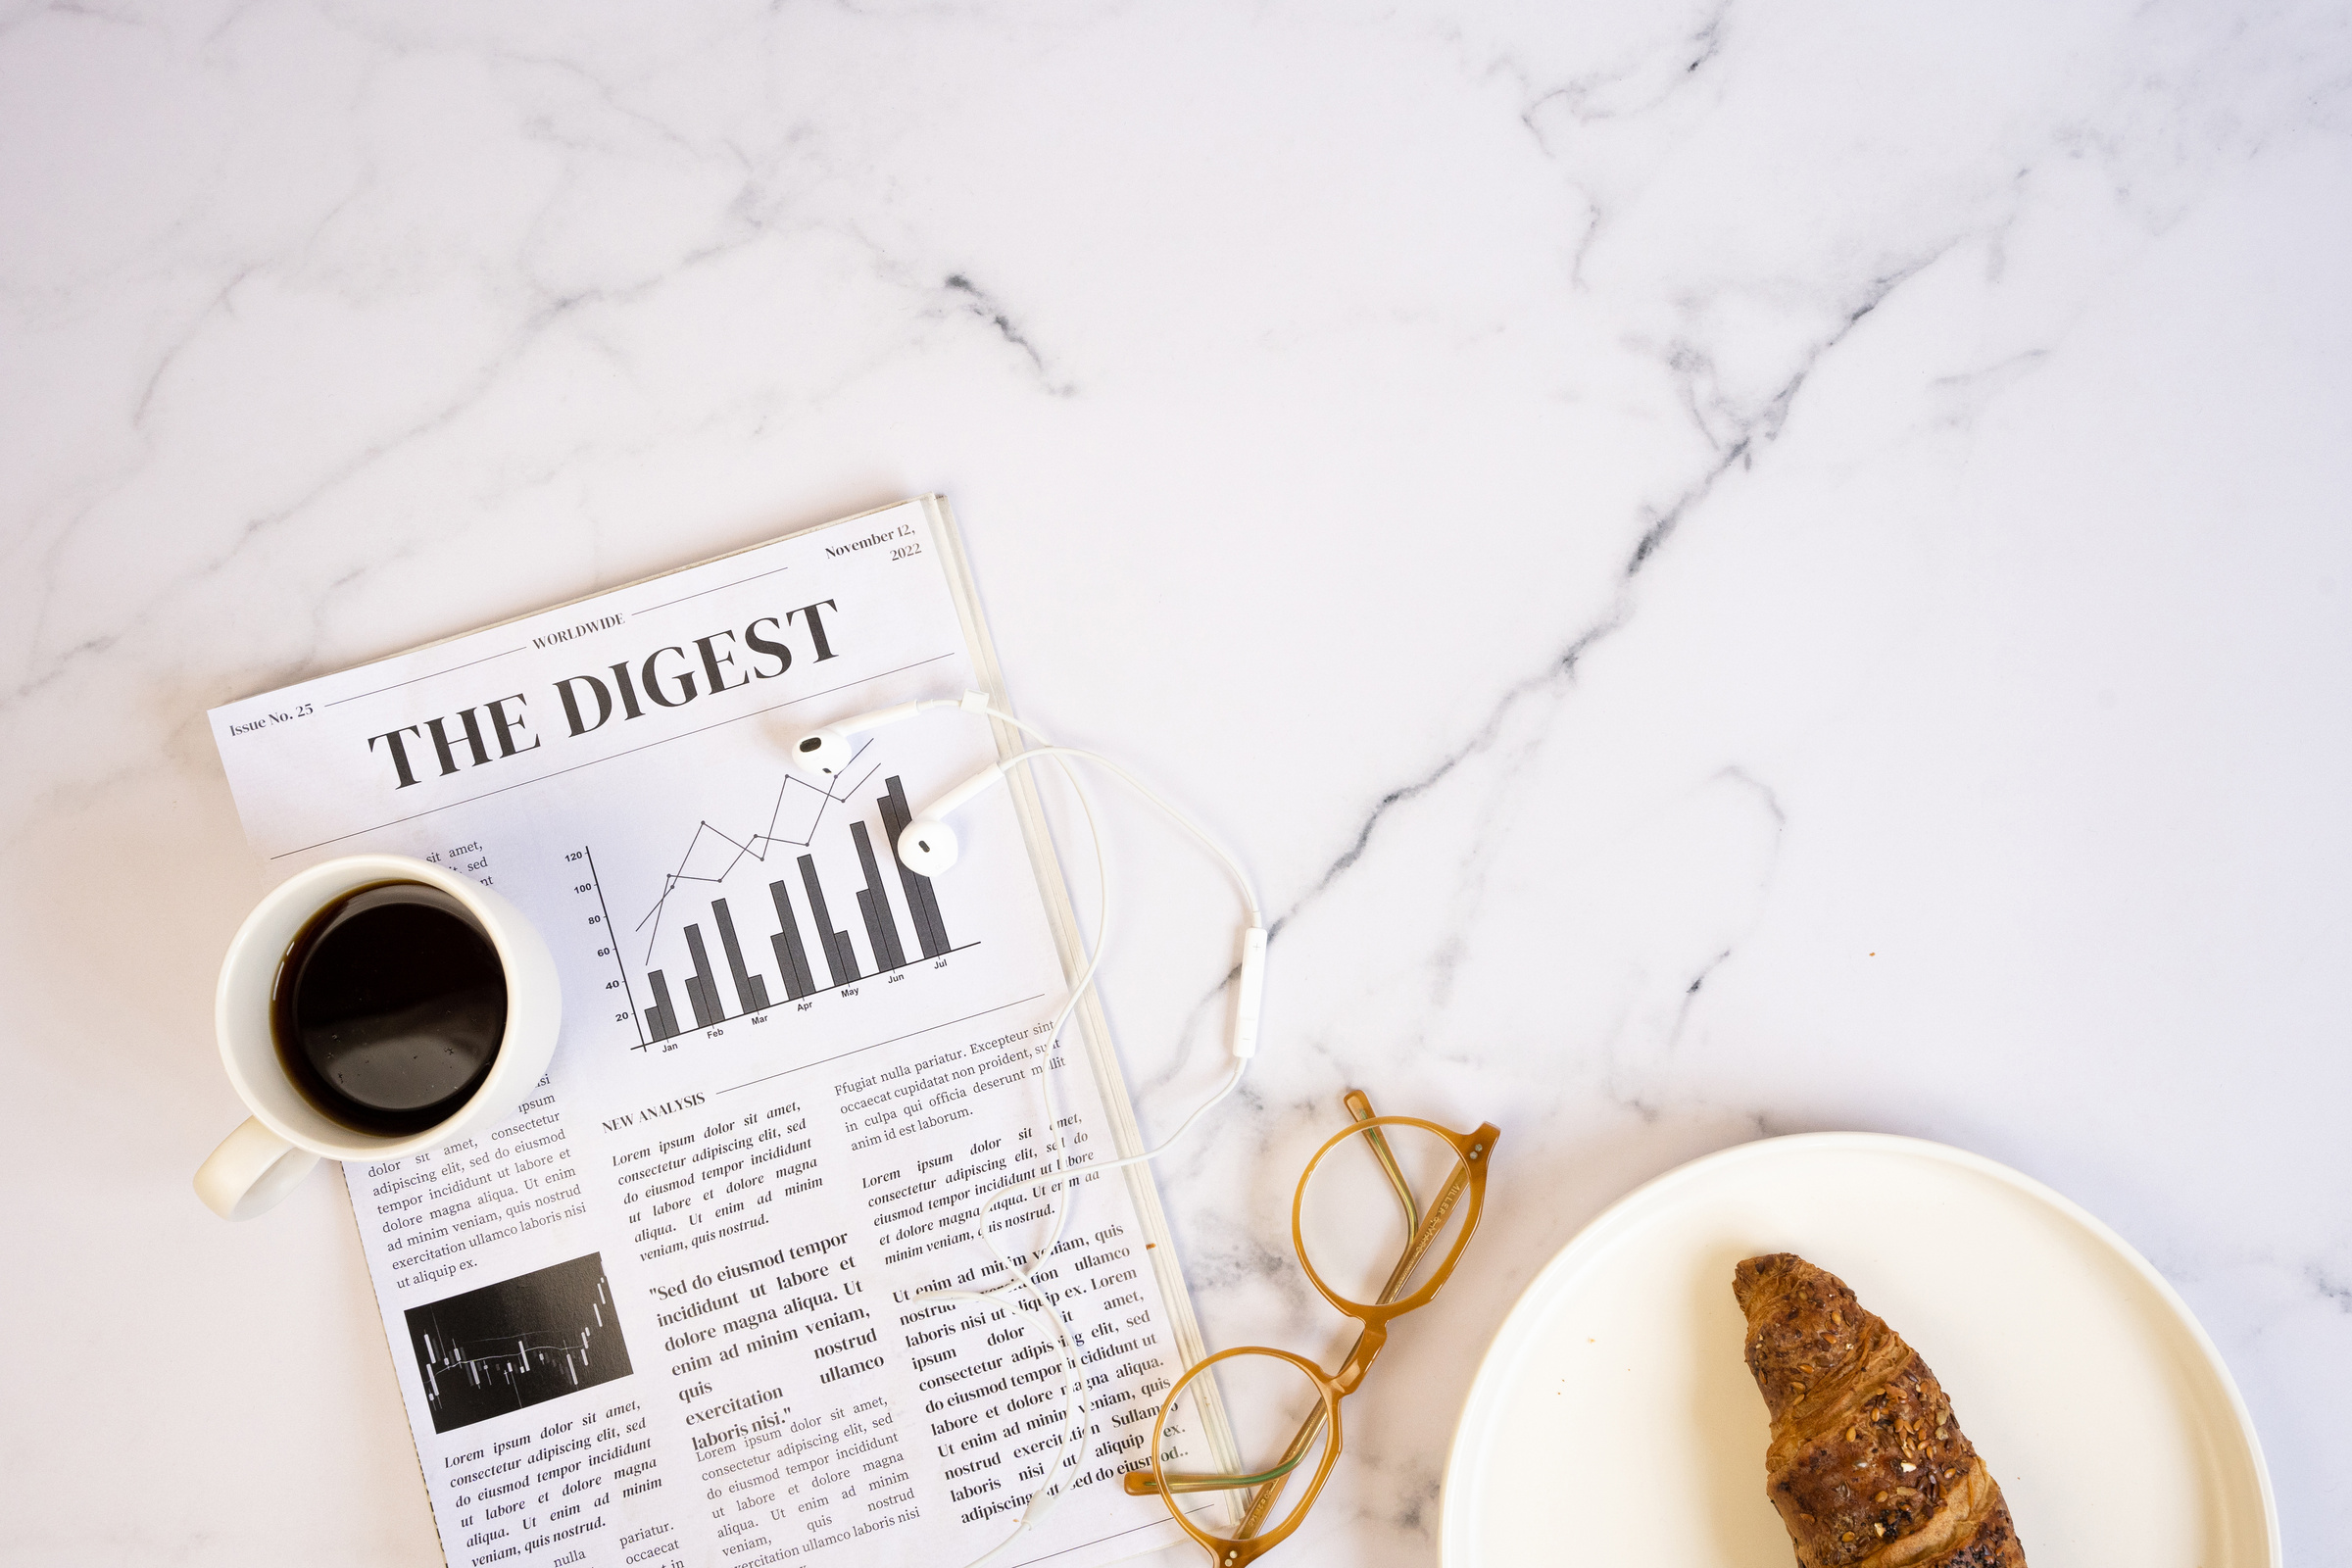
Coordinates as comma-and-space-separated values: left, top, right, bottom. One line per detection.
1344, 1088, 1420, 1239
1126, 1451, 1309, 1495
1369, 1121, 1480, 1321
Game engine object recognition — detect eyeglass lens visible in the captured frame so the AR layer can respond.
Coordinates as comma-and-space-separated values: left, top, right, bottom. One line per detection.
1298, 1120, 1475, 1312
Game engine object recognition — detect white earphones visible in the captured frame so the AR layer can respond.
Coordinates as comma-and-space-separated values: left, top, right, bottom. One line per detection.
784, 691, 1265, 1051
780, 691, 1266, 1565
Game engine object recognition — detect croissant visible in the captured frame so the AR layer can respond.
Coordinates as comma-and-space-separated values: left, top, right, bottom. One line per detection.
1733, 1253, 2027, 1567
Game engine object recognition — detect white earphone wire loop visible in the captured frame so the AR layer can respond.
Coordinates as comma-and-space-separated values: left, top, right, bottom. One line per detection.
881, 704, 1261, 1562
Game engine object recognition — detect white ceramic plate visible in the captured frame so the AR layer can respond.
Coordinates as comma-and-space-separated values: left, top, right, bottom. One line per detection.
1440, 1133, 2278, 1566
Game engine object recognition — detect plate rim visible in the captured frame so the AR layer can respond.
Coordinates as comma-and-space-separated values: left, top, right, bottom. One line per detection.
1437, 1130, 2281, 1566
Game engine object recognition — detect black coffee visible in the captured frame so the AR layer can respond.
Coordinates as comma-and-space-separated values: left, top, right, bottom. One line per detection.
272, 881, 509, 1136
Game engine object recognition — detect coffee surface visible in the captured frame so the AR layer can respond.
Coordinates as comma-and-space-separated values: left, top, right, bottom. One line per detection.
273, 881, 508, 1135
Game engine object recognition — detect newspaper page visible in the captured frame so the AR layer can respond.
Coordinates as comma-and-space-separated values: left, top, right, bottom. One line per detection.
207, 497, 1224, 1568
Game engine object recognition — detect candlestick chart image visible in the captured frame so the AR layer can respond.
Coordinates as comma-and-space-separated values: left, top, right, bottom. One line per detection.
404, 1252, 632, 1433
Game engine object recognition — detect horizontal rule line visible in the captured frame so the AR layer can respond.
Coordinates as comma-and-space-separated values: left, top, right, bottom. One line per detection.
713, 994, 1046, 1096
320, 645, 529, 707
1000, 1509, 1211, 1568
633, 562, 794, 615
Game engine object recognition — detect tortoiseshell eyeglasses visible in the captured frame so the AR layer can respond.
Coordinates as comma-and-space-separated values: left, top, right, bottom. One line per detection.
1126, 1091, 1499, 1565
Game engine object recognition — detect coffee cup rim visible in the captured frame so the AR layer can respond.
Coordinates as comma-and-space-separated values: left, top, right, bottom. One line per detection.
216, 854, 555, 1162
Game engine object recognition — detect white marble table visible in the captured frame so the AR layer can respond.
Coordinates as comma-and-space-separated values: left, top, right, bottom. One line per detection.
4, 3, 2347, 1563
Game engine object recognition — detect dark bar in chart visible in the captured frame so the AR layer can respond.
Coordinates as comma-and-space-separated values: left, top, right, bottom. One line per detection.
613, 763, 983, 1048
711, 898, 769, 1013
682, 925, 719, 1027
878, 776, 950, 958
798, 855, 859, 986
768, 881, 814, 1001
849, 822, 907, 972
645, 971, 679, 1042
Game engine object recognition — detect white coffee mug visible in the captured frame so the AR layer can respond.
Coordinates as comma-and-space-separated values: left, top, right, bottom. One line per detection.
193, 853, 563, 1220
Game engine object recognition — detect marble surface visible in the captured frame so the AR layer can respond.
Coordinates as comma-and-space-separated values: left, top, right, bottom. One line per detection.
4, 1, 2349, 1562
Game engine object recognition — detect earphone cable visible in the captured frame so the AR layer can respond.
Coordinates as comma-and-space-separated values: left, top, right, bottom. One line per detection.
904, 710, 1262, 1561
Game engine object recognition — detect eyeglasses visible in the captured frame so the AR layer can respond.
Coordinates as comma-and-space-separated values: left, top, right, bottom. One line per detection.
1124, 1091, 1499, 1565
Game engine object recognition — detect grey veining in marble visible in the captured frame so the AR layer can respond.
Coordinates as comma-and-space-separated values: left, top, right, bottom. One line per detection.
3, 2, 2348, 1563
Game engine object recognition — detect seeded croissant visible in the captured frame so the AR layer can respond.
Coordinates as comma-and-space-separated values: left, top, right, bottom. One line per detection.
1733, 1253, 2027, 1567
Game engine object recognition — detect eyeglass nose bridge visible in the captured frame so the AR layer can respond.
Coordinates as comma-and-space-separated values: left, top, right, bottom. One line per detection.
1329, 1321, 1388, 1396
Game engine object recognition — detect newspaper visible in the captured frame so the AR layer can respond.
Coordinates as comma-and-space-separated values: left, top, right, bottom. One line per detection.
207, 497, 1224, 1568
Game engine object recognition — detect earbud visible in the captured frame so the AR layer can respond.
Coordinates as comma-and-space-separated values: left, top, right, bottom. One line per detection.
785, 693, 998, 780
896, 818, 960, 876
786, 727, 857, 779
782, 700, 932, 780
897, 762, 1009, 876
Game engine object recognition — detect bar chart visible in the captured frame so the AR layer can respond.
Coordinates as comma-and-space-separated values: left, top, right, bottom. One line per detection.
615, 772, 972, 1047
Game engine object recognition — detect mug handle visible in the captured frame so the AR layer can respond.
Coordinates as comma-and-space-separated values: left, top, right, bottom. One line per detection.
194, 1117, 321, 1220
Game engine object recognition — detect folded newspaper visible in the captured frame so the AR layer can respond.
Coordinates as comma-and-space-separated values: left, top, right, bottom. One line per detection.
207, 497, 1229, 1568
